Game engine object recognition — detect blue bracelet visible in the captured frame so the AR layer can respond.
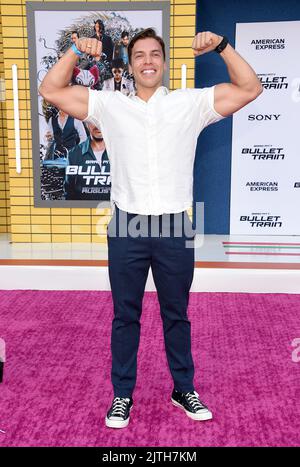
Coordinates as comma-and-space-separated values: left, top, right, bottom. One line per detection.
71, 43, 83, 57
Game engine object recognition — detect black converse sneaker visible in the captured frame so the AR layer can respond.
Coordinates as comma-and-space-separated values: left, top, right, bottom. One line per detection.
171, 389, 213, 421
105, 397, 133, 429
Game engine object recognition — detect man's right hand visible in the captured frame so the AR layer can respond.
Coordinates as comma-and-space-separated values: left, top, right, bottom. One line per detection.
39, 37, 100, 122
76, 37, 102, 61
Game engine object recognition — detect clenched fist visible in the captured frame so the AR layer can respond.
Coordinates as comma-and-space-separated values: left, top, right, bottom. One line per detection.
76, 37, 102, 60
192, 32, 223, 56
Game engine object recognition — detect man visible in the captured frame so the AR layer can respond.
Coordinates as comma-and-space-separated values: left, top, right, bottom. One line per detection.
113, 31, 130, 69
71, 31, 79, 44
92, 19, 113, 64
44, 108, 86, 161
64, 122, 110, 200
39, 28, 262, 429
102, 58, 134, 95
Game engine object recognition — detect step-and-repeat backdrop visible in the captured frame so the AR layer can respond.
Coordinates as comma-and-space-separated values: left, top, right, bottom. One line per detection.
230, 20, 300, 235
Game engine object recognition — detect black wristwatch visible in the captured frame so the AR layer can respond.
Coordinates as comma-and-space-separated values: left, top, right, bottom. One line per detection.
214, 36, 229, 54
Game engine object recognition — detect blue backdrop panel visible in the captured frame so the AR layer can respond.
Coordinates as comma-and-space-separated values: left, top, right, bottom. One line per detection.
194, 0, 300, 234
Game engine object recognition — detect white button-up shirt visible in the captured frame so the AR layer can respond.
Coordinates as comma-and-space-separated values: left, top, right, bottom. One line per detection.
84, 85, 224, 215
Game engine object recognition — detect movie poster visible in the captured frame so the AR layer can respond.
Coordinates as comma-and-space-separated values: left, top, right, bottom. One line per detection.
27, 2, 169, 207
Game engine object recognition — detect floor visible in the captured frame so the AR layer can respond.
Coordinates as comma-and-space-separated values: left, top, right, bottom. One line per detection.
1, 233, 300, 264
1, 234, 300, 293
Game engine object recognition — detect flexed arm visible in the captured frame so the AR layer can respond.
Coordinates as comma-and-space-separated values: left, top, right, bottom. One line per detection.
39, 38, 102, 121
192, 32, 263, 117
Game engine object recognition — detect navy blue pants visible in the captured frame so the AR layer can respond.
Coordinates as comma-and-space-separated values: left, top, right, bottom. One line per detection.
107, 206, 195, 398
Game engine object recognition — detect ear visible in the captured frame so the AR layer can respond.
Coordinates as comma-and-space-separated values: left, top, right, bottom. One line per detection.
128, 63, 133, 75
163, 62, 167, 72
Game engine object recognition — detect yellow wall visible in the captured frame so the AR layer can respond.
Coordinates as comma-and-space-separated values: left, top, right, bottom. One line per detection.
0, 4, 10, 234
1, 0, 196, 243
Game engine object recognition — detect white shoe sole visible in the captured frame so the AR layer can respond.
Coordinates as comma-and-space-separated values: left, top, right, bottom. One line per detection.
105, 406, 133, 429
171, 398, 213, 421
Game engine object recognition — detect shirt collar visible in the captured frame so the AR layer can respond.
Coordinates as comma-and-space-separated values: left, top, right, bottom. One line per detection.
129, 86, 169, 103
82, 137, 106, 159
81, 137, 92, 156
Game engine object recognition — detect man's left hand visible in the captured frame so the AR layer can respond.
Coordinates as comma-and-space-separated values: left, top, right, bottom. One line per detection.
192, 32, 223, 56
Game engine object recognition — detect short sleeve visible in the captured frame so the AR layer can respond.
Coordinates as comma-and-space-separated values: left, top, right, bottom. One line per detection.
82, 87, 112, 128
186, 86, 225, 129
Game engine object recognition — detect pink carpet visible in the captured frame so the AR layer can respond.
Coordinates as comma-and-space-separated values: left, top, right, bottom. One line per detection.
0, 290, 299, 447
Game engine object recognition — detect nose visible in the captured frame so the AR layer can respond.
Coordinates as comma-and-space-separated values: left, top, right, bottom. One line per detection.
143, 55, 153, 65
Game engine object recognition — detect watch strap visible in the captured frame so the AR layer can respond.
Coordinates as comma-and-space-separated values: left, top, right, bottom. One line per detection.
215, 36, 229, 54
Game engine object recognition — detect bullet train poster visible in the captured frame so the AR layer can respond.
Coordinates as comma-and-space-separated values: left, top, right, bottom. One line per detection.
27, 2, 169, 207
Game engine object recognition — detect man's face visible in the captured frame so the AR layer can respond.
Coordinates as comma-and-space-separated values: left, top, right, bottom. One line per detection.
129, 38, 166, 91
121, 36, 129, 47
71, 33, 78, 44
112, 67, 124, 83
88, 124, 103, 141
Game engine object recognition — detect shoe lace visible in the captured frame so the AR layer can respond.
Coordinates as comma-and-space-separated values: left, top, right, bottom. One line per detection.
185, 392, 206, 411
111, 397, 130, 416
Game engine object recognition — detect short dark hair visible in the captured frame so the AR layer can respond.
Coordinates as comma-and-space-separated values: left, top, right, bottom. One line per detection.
111, 58, 124, 69
121, 31, 129, 39
71, 31, 79, 37
128, 28, 165, 65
